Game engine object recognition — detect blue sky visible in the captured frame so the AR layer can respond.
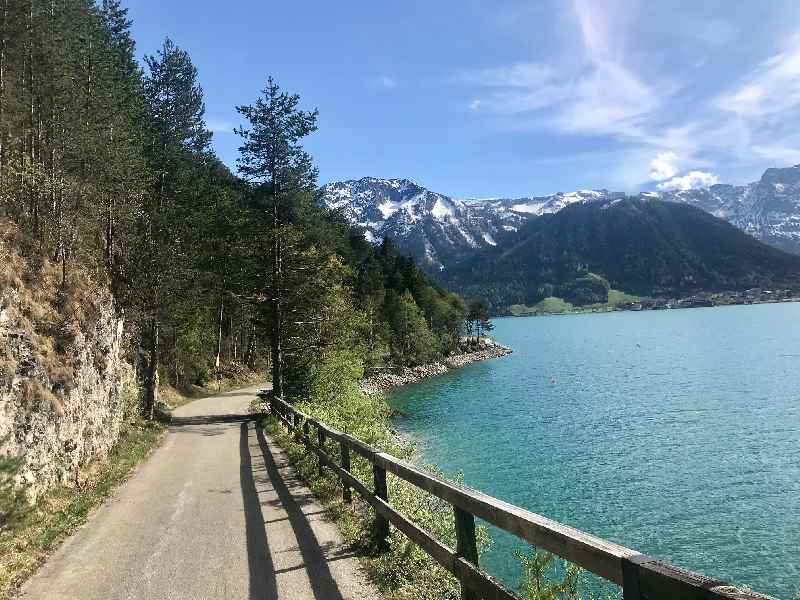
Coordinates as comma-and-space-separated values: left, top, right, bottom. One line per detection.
126, 0, 800, 198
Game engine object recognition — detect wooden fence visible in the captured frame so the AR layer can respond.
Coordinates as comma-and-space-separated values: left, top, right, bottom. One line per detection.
267, 396, 774, 600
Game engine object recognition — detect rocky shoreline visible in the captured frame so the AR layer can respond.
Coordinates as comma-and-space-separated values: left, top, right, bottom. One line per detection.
360, 341, 512, 395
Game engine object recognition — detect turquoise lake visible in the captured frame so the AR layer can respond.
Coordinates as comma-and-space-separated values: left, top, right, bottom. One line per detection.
387, 303, 800, 599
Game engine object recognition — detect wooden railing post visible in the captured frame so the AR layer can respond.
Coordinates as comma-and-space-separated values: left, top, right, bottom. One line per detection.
317, 428, 326, 476
373, 462, 390, 550
621, 554, 646, 600
340, 441, 352, 503
302, 419, 310, 448
454, 507, 480, 600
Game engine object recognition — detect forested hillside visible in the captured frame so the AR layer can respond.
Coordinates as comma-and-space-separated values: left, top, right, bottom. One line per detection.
0, 0, 466, 423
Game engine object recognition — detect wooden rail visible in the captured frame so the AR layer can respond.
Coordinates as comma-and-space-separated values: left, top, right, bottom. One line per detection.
266, 396, 774, 600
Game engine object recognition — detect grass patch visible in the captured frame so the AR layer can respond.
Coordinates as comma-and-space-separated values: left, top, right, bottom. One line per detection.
0, 418, 165, 599
510, 297, 574, 316
509, 289, 641, 317
261, 395, 618, 599
603, 289, 640, 307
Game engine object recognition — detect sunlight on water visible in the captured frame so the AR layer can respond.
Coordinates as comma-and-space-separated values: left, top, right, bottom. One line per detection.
388, 303, 800, 599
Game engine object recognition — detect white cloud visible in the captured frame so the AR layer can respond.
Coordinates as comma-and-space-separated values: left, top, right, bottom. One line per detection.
649, 152, 679, 181
657, 170, 719, 191
206, 118, 234, 134
456, 3, 800, 188
377, 76, 398, 89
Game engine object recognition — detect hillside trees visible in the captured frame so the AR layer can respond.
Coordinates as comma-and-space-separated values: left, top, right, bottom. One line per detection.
0, 0, 469, 422
0, 2, 258, 419
465, 299, 492, 343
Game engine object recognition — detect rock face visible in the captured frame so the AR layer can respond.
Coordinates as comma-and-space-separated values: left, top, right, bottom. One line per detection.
360, 341, 512, 395
0, 272, 134, 500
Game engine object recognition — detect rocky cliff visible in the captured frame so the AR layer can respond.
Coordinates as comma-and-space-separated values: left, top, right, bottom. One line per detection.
0, 228, 135, 500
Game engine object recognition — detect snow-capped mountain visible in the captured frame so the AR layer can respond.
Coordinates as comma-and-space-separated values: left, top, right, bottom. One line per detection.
654, 165, 800, 255
319, 167, 800, 275
318, 177, 619, 271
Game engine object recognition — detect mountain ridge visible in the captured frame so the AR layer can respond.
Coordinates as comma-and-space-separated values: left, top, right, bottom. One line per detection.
318, 165, 800, 273
441, 197, 800, 312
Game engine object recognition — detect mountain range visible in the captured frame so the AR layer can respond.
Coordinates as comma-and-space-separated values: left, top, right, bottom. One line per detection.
318, 165, 800, 271
318, 177, 625, 271
440, 197, 800, 311
317, 166, 800, 311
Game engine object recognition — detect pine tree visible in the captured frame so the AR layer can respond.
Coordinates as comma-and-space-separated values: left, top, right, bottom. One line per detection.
136, 37, 211, 418
235, 76, 318, 400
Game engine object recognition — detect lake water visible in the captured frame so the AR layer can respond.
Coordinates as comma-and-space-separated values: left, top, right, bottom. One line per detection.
387, 303, 800, 599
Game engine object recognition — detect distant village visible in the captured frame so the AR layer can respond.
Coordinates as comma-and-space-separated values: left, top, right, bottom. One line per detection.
615, 288, 798, 312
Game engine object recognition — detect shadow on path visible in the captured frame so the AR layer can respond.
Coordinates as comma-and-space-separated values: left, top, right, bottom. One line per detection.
254, 424, 348, 600
240, 421, 279, 600
172, 414, 253, 426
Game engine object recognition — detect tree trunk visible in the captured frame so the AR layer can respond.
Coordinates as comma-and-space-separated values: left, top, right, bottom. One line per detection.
244, 322, 256, 369
215, 297, 224, 371
270, 189, 284, 399
145, 319, 159, 420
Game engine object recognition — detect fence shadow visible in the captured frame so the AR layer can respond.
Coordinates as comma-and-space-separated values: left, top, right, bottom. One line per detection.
240, 421, 279, 599
254, 423, 348, 600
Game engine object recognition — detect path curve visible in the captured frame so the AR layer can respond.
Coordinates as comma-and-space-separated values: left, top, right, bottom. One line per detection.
20, 384, 381, 600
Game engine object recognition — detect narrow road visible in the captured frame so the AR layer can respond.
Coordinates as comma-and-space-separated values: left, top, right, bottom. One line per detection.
20, 385, 381, 600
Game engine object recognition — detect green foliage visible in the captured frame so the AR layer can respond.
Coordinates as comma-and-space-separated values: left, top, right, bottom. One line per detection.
558, 274, 609, 306
464, 298, 495, 341
352, 238, 465, 369
516, 548, 582, 600
390, 290, 438, 365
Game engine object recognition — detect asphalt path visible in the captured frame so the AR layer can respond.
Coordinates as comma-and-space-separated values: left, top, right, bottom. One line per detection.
20, 384, 380, 600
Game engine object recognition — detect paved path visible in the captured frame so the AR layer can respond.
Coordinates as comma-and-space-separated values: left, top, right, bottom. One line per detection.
20, 385, 381, 600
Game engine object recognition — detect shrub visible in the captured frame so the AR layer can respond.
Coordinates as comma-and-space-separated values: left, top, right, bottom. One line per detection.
0, 440, 28, 533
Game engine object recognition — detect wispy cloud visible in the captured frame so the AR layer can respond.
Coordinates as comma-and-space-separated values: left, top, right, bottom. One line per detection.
377, 75, 398, 89
456, 0, 800, 189
714, 41, 800, 118
459, 0, 659, 140
206, 118, 235, 134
